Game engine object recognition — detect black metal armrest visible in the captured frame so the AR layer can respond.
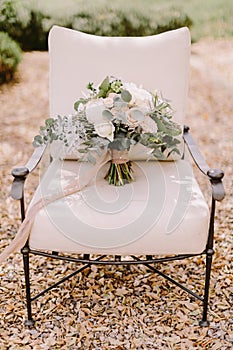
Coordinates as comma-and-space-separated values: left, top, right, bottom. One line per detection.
207, 168, 225, 201
11, 167, 29, 200
10, 145, 47, 200
183, 125, 225, 201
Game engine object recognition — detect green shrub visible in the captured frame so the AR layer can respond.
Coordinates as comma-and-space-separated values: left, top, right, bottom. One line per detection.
70, 8, 192, 37
0, 0, 24, 45
0, 0, 192, 51
0, 31, 22, 83
0, 0, 50, 50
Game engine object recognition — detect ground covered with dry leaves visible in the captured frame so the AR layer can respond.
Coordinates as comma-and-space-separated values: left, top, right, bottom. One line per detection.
0, 39, 233, 349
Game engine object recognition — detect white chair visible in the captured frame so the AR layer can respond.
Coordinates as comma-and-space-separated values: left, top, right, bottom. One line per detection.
9, 26, 225, 326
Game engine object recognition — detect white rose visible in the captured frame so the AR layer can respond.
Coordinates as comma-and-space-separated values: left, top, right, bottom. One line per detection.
94, 122, 115, 141
126, 108, 144, 127
123, 82, 154, 111
85, 100, 106, 125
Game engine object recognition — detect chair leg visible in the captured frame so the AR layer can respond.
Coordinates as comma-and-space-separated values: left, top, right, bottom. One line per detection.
21, 245, 34, 326
199, 197, 216, 327
199, 248, 214, 327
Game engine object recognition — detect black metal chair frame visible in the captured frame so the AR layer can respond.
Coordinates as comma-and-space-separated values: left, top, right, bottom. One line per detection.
10, 125, 225, 327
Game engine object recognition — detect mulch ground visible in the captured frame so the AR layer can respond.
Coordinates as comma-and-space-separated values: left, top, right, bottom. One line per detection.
0, 39, 232, 349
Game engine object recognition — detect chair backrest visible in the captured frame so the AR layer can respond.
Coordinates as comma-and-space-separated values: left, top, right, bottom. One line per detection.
49, 26, 190, 125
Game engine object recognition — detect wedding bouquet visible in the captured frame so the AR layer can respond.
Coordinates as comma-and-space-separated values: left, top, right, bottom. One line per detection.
33, 76, 182, 186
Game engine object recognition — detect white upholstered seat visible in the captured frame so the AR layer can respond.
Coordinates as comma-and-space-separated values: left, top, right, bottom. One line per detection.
29, 158, 209, 255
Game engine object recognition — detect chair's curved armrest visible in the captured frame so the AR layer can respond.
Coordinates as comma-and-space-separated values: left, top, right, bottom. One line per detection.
183, 125, 225, 201
25, 144, 47, 173
10, 145, 47, 200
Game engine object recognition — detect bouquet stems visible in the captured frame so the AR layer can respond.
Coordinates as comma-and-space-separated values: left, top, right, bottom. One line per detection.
104, 161, 134, 186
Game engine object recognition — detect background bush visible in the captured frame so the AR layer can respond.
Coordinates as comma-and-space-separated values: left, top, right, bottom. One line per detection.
70, 8, 192, 37
0, 0, 192, 51
0, 0, 49, 50
0, 31, 22, 83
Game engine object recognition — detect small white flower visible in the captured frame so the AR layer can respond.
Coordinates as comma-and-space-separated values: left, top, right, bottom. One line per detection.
94, 122, 115, 141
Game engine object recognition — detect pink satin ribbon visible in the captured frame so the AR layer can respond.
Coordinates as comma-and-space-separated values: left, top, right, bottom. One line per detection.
0, 152, 111, 263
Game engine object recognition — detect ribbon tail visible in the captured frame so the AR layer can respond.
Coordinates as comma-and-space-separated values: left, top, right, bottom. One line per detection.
0, 151, 112, 263
0, 217, 33, 263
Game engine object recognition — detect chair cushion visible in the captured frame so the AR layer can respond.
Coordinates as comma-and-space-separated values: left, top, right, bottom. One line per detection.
29, 156, 209, 255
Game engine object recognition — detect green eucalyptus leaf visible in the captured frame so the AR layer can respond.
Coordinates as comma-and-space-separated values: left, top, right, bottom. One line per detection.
173, 148, 181, 154
121, 89, 132, 103
163, 135, 181, 146
74, 98, 87, 111
152, 149, 166, 160
34, 135, 42, 142
33, 135, 43, 147
108, 137, 131, 151
168, 147, 181, 156
102, 109, 113, 120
